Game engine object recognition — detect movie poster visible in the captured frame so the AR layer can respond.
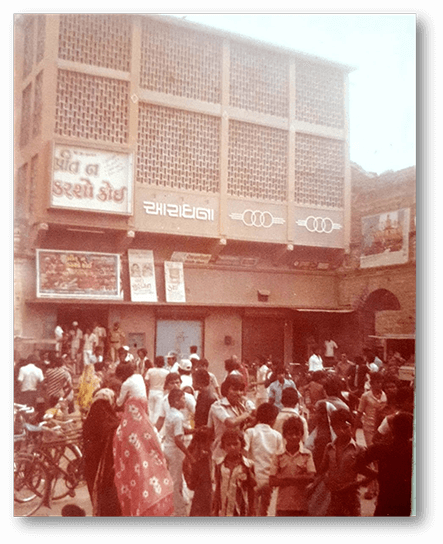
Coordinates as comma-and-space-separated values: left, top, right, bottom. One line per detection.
164, 261, 186, 303
36, 249, 122, 299
360, 208, 410, 268
128, 249, 158, 302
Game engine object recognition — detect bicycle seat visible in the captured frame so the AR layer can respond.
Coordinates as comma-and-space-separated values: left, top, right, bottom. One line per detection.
23, 423, 43, 433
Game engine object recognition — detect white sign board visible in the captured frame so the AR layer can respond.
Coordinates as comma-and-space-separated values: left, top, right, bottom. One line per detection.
128, 249, 158, 302
51, 144, 133, 214
164, 261, 186, 303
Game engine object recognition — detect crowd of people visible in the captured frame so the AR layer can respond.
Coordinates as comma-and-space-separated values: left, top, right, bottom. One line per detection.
14, 325, 415, 518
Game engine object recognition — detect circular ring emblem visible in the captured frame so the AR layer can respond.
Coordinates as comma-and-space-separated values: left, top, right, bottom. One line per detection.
305, 216, 334, 234
242, 210, 274, 228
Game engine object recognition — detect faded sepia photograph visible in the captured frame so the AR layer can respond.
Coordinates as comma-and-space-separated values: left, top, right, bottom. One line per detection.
13, 12, 418, 520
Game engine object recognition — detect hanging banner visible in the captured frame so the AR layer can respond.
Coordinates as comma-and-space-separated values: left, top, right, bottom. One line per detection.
164, 261, 186, 303
51, 143, 133, 215
360, 208, 410, 268
128, 249, 158, 302
36, 249, 122, 299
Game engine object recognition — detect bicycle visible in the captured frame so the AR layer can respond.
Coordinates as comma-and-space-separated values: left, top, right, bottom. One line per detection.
14, 407, 84, 516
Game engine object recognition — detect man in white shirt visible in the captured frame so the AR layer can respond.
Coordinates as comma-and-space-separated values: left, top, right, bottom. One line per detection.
54, 325, 64, 355
324, 338, 338, 367
17, 354, 44, 407
308, 346, 324, 372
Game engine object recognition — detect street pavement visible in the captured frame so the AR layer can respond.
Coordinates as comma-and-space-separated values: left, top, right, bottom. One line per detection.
15, 428, 376, 518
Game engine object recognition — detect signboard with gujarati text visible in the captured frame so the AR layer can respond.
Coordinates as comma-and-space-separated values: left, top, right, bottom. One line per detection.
51, 144, 133, 215
36, 249, 122, 299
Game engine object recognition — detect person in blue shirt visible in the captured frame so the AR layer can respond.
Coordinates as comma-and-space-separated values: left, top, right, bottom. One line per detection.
267, 365, 297, 411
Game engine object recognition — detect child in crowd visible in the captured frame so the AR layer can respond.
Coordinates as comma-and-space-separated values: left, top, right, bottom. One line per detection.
269, 416, 316, 516
212, 429, 256, 517
274, 387, 309, 444
184, 426, 214, 517
163, 388, 194, 516
197, 358, 221, 398
244, 402, 283, 516
155, 372, 196, 446
317, 409, 372, 516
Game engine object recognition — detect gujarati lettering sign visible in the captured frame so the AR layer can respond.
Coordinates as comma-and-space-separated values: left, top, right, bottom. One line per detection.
51, 144, 133, 214
36, 249, 122, 299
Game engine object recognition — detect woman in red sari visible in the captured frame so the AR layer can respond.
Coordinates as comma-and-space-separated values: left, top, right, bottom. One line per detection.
113, 362, 174, 517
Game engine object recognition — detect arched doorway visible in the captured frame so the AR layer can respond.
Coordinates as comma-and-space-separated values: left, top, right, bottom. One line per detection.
360, 288, 401, 345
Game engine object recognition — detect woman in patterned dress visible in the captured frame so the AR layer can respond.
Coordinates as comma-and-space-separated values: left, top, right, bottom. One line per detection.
113, 362, 174, 516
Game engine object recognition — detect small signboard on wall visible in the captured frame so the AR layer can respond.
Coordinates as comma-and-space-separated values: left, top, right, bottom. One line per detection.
164, 261, 186, 303
51, 143, 133, 215
128, 249, 158, 302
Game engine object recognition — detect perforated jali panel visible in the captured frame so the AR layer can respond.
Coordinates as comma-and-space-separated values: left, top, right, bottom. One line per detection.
140, 20, 222, 104
294, 133, 344, 208
20, 84, 32, 148
230, 42, 289, 118
23, 17, 34, 79
29, 155, 38, 216
295, 61, 344, 129
36, 15, 46, 64
32, 71, 43, 138
16, 163, 28, 222
54, 70, 129, 143
228, 121, 288, 201
58, 14, 132, 72
136, 103, 220, 193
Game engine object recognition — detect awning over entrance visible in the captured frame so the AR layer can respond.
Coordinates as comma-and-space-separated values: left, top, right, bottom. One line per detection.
296, 308, 354, 313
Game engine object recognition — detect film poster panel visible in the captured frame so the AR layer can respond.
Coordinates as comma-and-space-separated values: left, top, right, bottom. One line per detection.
36, 249, 122, 299
128, 249, 158, 302
164, 261, 186, 303
360, 208, 410, 268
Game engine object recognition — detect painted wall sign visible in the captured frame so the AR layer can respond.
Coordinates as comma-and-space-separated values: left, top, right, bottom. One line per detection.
51, 144, 133, 214
226, 199, 287, 242
143, 201, 215, 221
128, 249, 158, 302
171, 252, 212, 265
360, 208, 410, 268
164, 261, 186, 303
36, 249, 122, 299
292, 206, 344, 248
135, 187, 219, 237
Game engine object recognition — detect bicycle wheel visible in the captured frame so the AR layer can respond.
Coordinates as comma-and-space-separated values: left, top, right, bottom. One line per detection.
49, 443, 83, 500
14, 453, 48, 517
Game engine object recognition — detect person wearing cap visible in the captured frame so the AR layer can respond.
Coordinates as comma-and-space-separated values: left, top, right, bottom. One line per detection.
108, 322, 126, 363
178, 359, 193, 391
69, 321, 83, 373
189, 345, 200, 369
17, 354, 44, 408
166, 351, 179, 373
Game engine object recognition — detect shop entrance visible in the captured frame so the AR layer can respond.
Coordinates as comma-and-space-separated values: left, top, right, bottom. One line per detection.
242, 316, 285, 365
56, 306, 110, 334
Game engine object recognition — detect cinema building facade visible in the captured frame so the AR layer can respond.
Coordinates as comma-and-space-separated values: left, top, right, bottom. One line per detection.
14, 14, 415, 381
